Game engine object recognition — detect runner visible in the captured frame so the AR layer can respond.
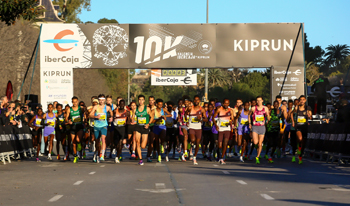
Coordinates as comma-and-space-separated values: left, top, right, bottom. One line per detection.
63, 104, 71, 161
28, 108, 43, 162
147, 96, 157, 161
152, 99, 172, 162
290, 99, 299, 162
65, 96, 85, 163
42, 104, 57, 161
106, 95, 117, 159
113, 99, 129, 163
135, 95, 154, 165
178, 96, 191, 161
249, 96, 270, 164
236, 102, 250, 162
165, 101, 177, 159
291, 95, 312, 164
186, 95, 207, 165
78, 101, 88, 159
89, 94, 113, 163
55, 104, 65, 160
87, 97, 98, 154
127, 101, 137, 159
202, 103, 215, 161
247, 99, 257, 159
213, 98, 234, 164
201, 102, 210, 158
229, 98, 242, 157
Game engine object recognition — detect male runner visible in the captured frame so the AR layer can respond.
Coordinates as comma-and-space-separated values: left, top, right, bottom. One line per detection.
135, 95, 154, 165
290, 99, 299, 162
236, 102, 250, 162
65, 96, 85, 163
165, 101, 177, 159
89, 94, 113, 163
291, 95, 312, 164
113, 99, 129, 163
249, 96, 270, 164
106, 95, 116, 158
147, 96, 157, 161
230, 98, 242, 156
186, 95, 207, 165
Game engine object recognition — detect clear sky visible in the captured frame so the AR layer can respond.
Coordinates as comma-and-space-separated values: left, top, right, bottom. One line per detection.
79, 0, 349, 50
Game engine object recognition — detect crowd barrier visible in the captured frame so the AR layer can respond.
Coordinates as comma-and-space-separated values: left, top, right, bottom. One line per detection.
305, 122, 350, 165
0, 125, 34, 164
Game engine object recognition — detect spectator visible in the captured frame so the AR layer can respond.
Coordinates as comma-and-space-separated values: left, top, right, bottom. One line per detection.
311, 74, 330, 114
336, 99, 350, 123
0, 96, 9, 125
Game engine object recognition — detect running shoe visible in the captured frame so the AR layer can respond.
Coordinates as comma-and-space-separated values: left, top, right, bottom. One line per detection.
181, 155, 186, 162
292, 156, 296, 163
184, 152, 188, 158
115, 157, 120, 163
219, 159, 226, 165
57, 154, 60, 160
193, 157, 198, 165
96, 157, 100, 163
138, 160, 144, 165
165, 156, 169, 162
131, 153, 136, 159
161, 145, 164, 154
93, 154, 97, 162
157, 155, 162, 163
255, 157, 260, 164
268, 158, 274, 163
73, 156, 79, 163
64, 155, 70, 161
119, 156, 123, 161
298, 157, 303, 164
239, 156, 244, 163
178, 156, 182, 161
48, 156, 52, 161
264, 154, 269, 160
100, 156, 105, 161
147, 157, 152, 162
190, 155, 193, 161
36, 158, 41, 162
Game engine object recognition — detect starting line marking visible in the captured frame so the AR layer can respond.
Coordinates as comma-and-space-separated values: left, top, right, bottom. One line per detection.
261, 194, 274, 200
222, 171, 230, 174
100, 165, 105, 167
155, 183, 166, 189
89, 172, 96, 175
236, 180, 247, 185
73, 181, 84, 186
48, 195, 63, 202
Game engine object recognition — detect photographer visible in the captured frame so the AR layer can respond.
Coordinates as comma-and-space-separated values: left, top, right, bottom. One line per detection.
0, 96, 9, 126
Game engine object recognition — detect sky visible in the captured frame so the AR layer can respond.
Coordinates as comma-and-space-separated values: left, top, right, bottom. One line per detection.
79, 0, 350, 49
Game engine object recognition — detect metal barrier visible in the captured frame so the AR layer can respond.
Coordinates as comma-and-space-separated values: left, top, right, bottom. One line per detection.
0, 125, 34, 164
305, 123, 350, 165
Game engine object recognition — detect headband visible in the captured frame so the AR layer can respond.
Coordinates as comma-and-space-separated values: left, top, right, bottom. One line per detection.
99, 97, 105, 100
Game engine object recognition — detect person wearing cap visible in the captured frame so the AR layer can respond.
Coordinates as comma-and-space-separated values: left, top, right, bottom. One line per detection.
87, 96, 98, 154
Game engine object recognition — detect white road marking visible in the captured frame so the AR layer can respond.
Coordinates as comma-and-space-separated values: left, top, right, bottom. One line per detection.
155, 183, 166, 189
222, 171, 230, 174
73, 181, 84, 186
89, 172, 96, 175
213, 164, 219, 167
135, 188, 185, 193
261, 194, 274, 200
48, 195, 63, 202
236, 180, 247, 185
100, 165, 105, 167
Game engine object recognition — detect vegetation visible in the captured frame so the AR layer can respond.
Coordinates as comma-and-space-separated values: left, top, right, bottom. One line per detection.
0, 0, 43, 25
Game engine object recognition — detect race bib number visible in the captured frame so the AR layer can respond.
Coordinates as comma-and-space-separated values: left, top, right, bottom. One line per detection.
115, 119, 126, 126
98, 113, 106, 121
240, 118, 248, 125
47, 119, 55, 127
156, 119, 165, 126
191, 117, 199, 123
138, 117, 146, 125
72, 115, 81, 123
166, 121, 174, 127
204, 121, 212, 128
35, 119, 41, 126
297, 116, 306, 123
220, 120, 230, 127
183, 116, 189, 123
59, 118, 64, 123
255, 115, 264, 122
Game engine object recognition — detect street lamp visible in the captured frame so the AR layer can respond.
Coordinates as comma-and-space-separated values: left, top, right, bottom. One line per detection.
204, 0, 209, 102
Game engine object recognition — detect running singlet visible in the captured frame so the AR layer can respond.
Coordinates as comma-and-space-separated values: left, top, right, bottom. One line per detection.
217, 108, 231, 132
296, 106, 311, 126
179, 108, 189, 127
267, 109, 281, 132
252, 106, 267, 126
238, 109, 249, 127
56, 113, 64, 129
136, 106, 149, 126
114, 108, 127, 127
34, 115, 42, 127
94, 105, 108, 128
154, 108, 165, 126
70, 106, 83, 125
203, 111, 213, 131
46, 113, 56, 127
166, 111, 176, 128
188, 106, 202, 130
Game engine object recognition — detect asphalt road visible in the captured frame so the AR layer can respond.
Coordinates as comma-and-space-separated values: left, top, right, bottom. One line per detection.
1, 150, 350, 206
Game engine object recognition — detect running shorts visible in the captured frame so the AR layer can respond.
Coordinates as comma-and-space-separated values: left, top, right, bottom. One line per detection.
212, 133, 218, 141
127, 124, 136, 135
252, 125, 266, 135
31, 128, 42, 137
114, 126, 126, 143
136, 125, 149, 135
238, 125, 250, 135
94, 126, 107, 139
153, 125, 166, 135
70, 124, 84, 135
218, 131, 230, 142
296, 125, 308, 139
189, 129, 202, 140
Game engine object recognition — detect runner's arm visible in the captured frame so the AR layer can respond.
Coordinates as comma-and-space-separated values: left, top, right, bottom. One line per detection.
107, 107, 113, 122
65, 107, 70, 122
236, 108, 242, 127
265, 106, 271, 122
89, 106, 97, 119
148, 107, 154, 125
212, 108, 220, 128
201, 108, 208, 122
164, 109, 172, 118
28, 116, 35, 128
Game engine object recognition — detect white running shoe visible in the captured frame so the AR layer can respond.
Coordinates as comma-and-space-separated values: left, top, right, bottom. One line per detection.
115, 157, 120, 163
165, 156, 169, 162
239, 156, 244, 163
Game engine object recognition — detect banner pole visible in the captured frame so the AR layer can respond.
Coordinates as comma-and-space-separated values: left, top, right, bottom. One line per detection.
204, 0, 209, 101
301, 23, 307, 100
128, 68, 130, 105
27, 25, 42, 101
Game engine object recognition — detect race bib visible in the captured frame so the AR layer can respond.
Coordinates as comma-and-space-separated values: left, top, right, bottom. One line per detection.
47, 119, 55, 127
155, 119, 165, 126
59, 118, 64, 123
10, 116, 14, 121
35, 119, 41, 126
240, 118, 248, 125
166, 121, 174, 127
204, 121, 212, 128
138, 117, 146, 125
98, 113, 106, 121
191, 117, 199, 123
115, 118, 126, 126
72, 115, 81, 123
183, 116, 189, 123
220, 120, 230, 127
255, 115, 264, 122
297, 116, 306, 123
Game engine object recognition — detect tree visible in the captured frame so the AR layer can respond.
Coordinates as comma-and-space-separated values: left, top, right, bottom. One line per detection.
324, 44, 350, 68
52, 0, 91, 23
304, 33, 325, 66
242, 71, 270, 100
0, 0, 43, 25
97, 18, 119, 24
199, 68, 229, 88
306, 62, 321, 86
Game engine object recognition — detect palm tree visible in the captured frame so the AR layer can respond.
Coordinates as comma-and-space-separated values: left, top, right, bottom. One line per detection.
324, 44, 350, 68
207, 69, 230, 87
